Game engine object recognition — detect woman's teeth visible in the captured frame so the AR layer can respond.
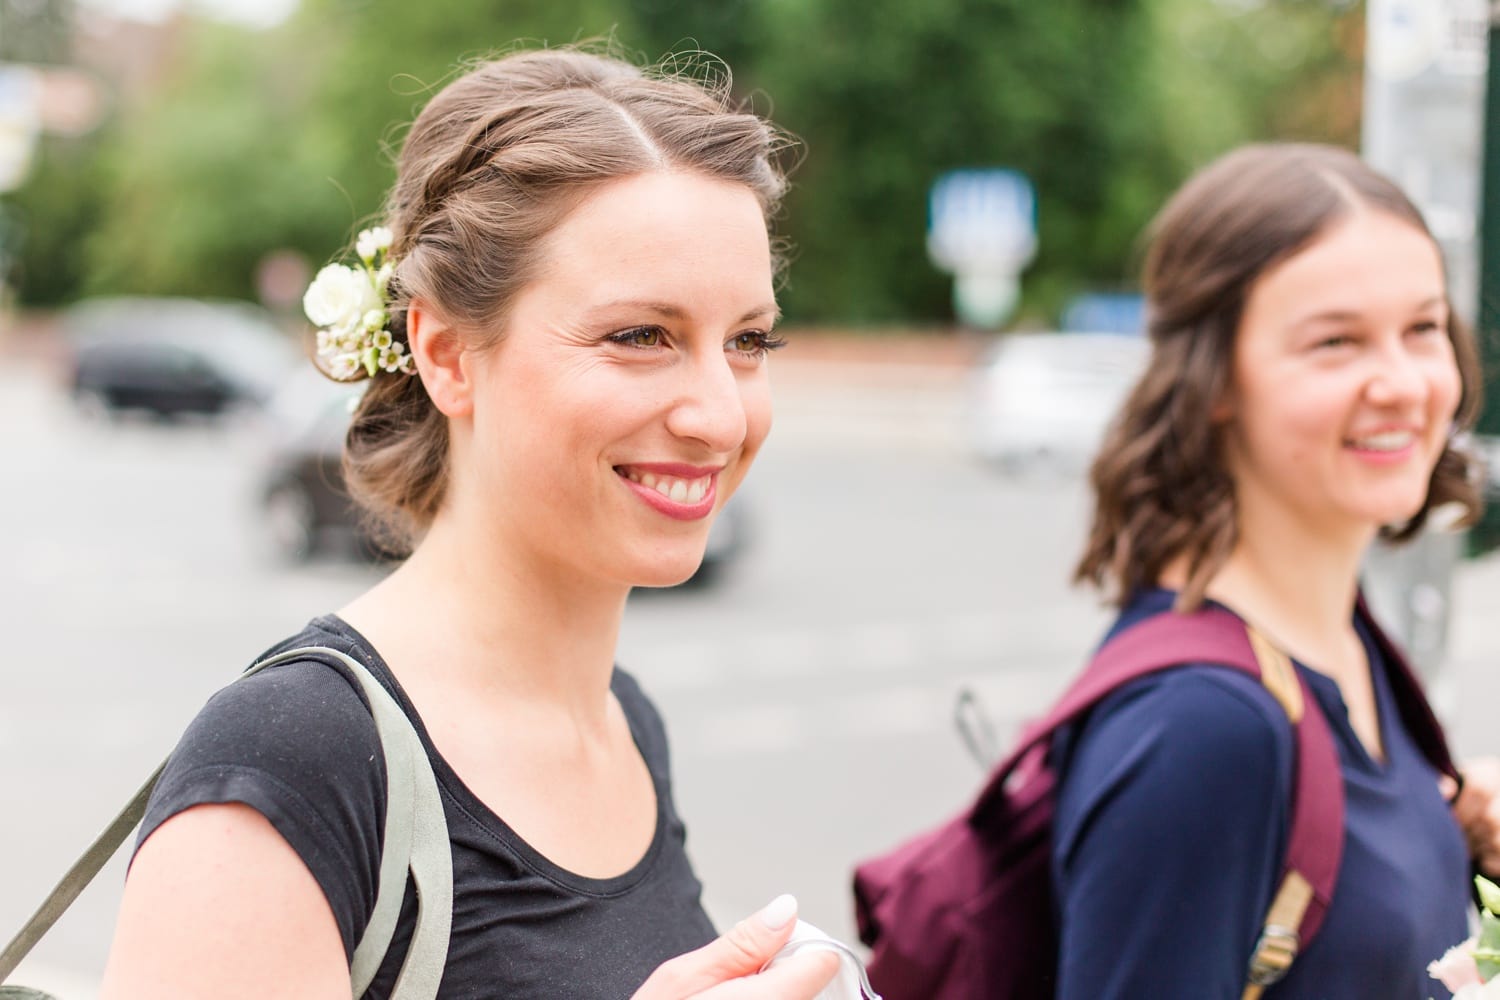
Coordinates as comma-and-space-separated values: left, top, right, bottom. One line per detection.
1350, 431, 1415, 452
623, 469, 710, 503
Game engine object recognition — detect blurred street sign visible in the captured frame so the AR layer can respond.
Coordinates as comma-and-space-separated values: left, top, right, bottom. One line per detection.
1060, 292, 1146, 337
1364, 0, 1486, 327
926, 168, 1037, 329
0, 62, 106, 192
1437, 0, 1488, 75
1367, 0, 1486, 81
0, 65, 41, 193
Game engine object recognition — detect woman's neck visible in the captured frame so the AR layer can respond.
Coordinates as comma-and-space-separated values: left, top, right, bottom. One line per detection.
1197, 493, 1375, 664
341, 506, 630, 726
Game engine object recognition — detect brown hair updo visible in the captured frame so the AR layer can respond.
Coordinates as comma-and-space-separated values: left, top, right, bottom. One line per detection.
338, 46, 792, 551
1074, 143, 1482, 610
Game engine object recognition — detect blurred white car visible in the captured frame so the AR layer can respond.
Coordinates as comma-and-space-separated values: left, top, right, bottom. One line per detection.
963, 332, 1151, 472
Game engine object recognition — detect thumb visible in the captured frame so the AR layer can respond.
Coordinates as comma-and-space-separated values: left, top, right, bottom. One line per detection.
633, 894, 800, 998
1440, 773, 1459, 803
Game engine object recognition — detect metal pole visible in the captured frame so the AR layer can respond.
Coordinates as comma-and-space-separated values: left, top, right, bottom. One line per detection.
1468, 2, 1500, 558
1480, 1, 1500, 438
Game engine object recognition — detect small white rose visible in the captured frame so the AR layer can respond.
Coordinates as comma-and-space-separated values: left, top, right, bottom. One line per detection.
356, 226, 394, 262
363, 309, 388, 333
304, 264, 380, 330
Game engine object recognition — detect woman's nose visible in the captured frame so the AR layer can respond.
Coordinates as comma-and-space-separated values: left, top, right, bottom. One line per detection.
666, 353, 748, 451
1366, 342, 1430, 408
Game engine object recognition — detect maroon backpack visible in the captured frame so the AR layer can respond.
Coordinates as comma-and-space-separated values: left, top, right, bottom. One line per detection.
852, 604, 1458, 1000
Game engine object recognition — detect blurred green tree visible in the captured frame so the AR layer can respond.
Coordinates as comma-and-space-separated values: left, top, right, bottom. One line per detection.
11, 0, 1364, 325
0, 0, 75, 62
748, 0, 1168, 323
5, 134, 104, 305
80, 21, 339, 299
293, 0, 630, 244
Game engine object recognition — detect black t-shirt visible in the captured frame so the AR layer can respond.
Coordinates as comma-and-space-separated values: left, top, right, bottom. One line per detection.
137, 615, 717, 999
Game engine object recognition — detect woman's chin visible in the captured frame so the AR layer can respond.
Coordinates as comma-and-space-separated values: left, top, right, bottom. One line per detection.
628, 555, 708, 590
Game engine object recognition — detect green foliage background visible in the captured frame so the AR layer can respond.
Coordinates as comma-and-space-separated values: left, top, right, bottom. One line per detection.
4, 0, 1362, 325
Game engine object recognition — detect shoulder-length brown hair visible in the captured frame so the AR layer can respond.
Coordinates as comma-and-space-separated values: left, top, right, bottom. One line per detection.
1074, 143, 1482, 610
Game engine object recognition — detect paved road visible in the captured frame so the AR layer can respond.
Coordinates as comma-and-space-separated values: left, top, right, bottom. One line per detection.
3, 354, 1498, 995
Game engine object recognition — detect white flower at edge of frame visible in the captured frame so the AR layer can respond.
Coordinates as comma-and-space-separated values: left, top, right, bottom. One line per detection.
356, 226, 394, 262
304, 263, 380, 330
1455, 980, 1500, 998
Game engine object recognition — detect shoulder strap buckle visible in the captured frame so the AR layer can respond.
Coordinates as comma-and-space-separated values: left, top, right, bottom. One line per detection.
1246, 923, 1299, 986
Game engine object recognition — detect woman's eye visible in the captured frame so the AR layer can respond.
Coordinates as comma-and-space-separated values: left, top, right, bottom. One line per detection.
1314, 334, 1356, 351
728, 330, 788, 357
1409, 320, 1442, 337
608, 327, 665, 349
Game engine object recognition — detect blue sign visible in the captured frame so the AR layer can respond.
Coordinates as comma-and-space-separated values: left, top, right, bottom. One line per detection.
926, 168, 1037, 275
1060, 293, 1146, 336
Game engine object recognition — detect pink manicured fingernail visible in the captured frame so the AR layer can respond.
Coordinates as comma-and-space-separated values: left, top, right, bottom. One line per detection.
758, 893, 797, 929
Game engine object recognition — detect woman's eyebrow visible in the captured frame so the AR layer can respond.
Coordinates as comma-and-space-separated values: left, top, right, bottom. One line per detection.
1292, 296, 1448, 327
585, 300, 782, 324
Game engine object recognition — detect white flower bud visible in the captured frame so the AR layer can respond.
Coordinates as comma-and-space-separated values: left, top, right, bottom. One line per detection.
356, 226, 394, 262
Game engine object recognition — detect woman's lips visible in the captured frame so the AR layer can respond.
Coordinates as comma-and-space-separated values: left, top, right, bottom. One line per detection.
616, 464, 720, 521
1344, 428, 1419, 465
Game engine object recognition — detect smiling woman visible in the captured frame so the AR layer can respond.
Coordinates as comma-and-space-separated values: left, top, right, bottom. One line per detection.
1048, 143, 1492, 999
97, 47, 841, 1000
416, 169, 781, 592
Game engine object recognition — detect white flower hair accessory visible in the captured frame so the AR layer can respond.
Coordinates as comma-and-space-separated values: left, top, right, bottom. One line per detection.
303, 226, 414, 380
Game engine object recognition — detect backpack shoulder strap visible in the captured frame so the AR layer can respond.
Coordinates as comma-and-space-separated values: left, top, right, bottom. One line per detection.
970, 607, 1344, 997
1354, 593, 1458, 780
0, 766, 164, 983
246, 645, 452, 999
0, 645, 453, 1000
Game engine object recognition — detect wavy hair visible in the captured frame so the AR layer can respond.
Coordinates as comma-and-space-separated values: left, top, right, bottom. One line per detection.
1074, 143, 1482, 610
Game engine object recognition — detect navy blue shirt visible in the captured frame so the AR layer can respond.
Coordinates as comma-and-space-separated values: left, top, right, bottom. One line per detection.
1051, 589, 1470, 998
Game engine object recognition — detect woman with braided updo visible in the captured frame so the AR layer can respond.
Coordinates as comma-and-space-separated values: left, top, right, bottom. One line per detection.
99, 47, 838, 1000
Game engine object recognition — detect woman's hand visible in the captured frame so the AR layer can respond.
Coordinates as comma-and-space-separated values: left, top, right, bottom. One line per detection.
632, 895, 840, 999
1442, 757, 1500, 876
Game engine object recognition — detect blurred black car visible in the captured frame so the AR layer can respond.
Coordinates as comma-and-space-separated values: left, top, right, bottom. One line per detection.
64, 297, 300, 419
256, 371, 749, 583
257, 372, 375, 561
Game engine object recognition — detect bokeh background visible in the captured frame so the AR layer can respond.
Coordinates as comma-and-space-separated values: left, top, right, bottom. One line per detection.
2, 0, 1366, 324
6, 2, 1500, 997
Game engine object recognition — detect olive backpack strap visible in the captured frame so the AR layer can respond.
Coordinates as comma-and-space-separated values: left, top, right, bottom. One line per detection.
0, 645, 452, 1000
975, 607, 1343, 999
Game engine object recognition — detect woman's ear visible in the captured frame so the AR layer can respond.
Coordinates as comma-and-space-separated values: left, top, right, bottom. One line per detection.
1210, 390, 1235, 424
407, 300, 473, 418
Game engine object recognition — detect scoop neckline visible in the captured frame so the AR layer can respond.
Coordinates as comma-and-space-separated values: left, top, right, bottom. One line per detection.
312, 613, 670, 898
1130, 586, 1394, 775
